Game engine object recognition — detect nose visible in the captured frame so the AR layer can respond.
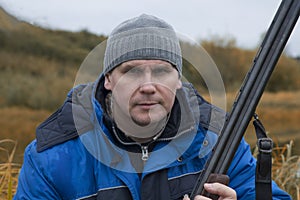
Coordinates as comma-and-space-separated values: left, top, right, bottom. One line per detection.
139, 82, 156, 94
138, 68, 156, 93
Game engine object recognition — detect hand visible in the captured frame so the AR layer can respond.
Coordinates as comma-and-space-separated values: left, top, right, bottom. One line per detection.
183, 183, 237, 200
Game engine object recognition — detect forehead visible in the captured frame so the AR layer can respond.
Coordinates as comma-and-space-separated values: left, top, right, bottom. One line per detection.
119, 60, 173, 68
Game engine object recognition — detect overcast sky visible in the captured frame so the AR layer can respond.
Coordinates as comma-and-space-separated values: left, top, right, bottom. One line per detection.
0, 0, 299, 56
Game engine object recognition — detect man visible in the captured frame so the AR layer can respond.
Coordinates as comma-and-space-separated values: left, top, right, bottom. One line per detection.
14, 14, 291, 199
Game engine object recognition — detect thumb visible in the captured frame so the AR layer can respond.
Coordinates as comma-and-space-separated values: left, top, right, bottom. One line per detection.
204, 183, 236, 199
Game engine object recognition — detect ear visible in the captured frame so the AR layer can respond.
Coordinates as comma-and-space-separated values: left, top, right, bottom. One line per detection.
104, 74, 113, 90
176, 79, 182, 89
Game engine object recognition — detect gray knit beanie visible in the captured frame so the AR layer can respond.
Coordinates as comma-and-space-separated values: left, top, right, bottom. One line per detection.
103, 14, 182, 76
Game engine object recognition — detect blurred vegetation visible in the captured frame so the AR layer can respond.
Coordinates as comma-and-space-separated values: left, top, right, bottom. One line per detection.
1, 6, 300, 153
1, 7, 300, 111
0, 7, 300, 199
200, 35, 300, 92
0, 7, 106, 110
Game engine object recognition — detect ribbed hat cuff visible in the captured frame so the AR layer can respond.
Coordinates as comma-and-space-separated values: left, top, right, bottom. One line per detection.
103, 27, 182, 75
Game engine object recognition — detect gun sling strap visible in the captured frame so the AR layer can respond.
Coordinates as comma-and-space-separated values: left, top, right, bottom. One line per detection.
253, 114, 273, 200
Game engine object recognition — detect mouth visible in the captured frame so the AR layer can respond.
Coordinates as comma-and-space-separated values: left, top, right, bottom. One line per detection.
135, 101, 159, 110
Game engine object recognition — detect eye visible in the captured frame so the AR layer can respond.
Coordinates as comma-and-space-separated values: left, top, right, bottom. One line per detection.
127, 67, 143, 75
120, 66, 142, 75
152, 66, 172, 76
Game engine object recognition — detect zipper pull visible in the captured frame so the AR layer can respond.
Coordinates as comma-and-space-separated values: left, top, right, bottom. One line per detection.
141, 146, 149, 161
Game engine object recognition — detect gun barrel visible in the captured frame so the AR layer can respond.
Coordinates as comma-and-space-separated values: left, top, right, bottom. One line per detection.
190, 0, 300, 198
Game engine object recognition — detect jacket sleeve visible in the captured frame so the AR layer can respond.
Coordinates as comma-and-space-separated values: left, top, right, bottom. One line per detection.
227, 138, 291, 200
13, 141, 61, 200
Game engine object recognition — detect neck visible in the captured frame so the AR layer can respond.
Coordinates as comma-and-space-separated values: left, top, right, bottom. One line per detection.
126, 123, 165, 143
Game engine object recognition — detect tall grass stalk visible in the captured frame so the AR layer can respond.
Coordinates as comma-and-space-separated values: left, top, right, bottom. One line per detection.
0, 139, 20, 200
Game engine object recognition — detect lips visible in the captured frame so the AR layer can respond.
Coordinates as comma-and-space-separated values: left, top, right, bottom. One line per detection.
136, 101, 159, 110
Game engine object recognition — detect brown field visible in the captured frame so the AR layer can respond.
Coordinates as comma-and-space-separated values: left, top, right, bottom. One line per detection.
0, 107, 50, 163
240, 90, 300, 155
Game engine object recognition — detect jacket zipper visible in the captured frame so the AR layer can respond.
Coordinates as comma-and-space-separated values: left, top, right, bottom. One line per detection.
112, 125, 150, 161
141, 146, 149, 161
112, 124, 195, 161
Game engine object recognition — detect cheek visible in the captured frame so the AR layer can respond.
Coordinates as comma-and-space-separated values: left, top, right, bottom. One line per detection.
159, 86, 177, 108
112, 86, 130, 104
111, 80, 138, 107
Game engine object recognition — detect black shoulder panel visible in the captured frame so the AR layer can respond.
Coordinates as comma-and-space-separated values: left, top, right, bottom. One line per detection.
36, 83, 95, 152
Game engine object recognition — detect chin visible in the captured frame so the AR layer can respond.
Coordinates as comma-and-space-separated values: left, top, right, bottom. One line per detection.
132, 114, 167, 127
131, 116, 151, 126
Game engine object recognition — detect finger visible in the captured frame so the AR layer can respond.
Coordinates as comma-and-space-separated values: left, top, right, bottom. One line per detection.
194, 195, 211, 200
204, 183, 236, 198
182, 194, 211, 200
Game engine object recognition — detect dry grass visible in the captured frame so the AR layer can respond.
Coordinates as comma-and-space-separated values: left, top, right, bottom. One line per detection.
253, 140, 300, 199
272, 140, 300, 199
0, 139, 20, 200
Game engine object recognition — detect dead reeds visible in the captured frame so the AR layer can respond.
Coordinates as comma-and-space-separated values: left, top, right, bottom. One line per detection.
272, 140, 300, 199
0, 139, 20, 200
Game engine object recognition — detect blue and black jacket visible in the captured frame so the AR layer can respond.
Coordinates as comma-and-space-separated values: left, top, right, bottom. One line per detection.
14, 79, 291, 200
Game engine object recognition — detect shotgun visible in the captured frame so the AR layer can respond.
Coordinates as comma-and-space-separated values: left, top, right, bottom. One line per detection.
190, 0, 300, 199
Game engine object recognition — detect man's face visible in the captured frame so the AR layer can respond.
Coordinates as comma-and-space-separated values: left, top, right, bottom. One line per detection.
104, 60, 182, 128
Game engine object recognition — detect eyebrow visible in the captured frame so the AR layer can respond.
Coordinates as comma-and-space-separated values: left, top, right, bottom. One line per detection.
119, 61, 175, 72
119, 64, 136, 71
